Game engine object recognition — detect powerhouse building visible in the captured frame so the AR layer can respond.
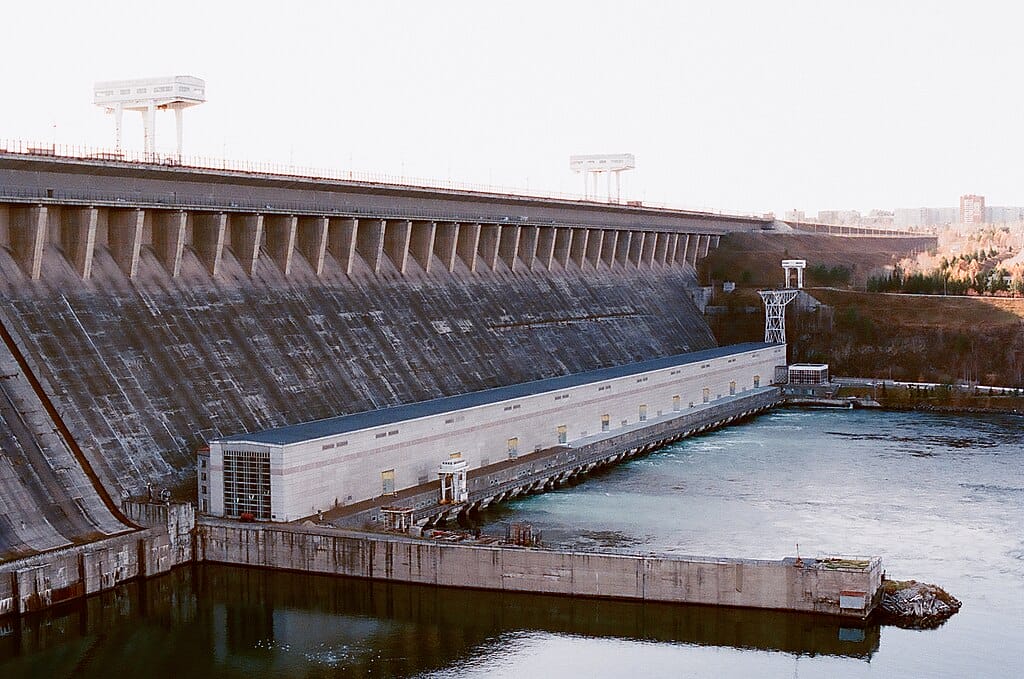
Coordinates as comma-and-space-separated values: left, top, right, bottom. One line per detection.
201, 342, 784, 521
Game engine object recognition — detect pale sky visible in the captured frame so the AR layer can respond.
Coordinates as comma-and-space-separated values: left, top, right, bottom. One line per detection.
2, 1, 1020, 215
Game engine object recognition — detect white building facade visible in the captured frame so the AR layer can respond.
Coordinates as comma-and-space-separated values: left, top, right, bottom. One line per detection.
202, 342, 784, 522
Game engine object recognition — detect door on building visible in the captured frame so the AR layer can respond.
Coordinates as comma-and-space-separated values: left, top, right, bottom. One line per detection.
729, 380, 736, 395
702, 387, 710, 403
601, 414, 610, 432
754, 375, 760, 388
557, 425, 567, 444
672, 395, 680, 412
639, 404, 648, 421
381, 469, 395, 496
507, 437, 519, 458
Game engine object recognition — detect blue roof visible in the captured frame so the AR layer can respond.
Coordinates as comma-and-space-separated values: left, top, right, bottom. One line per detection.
218, 342, 778, 446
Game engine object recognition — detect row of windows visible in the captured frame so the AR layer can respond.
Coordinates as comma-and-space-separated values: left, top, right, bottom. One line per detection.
373, 375, 764, 497
97, 86, 202, 97
316, 371, 762, 461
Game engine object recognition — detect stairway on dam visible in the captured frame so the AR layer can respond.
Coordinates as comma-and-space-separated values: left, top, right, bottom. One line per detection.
0, 230, 716, 504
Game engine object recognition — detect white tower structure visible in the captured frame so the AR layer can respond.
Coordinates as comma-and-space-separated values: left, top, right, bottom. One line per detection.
93, 76, 206, 158
782, 259, 806, 289
570, 154, 636, 203
758, 259, 806, 344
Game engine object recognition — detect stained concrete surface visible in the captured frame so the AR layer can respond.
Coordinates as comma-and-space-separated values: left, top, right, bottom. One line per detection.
0, 237, 715, 510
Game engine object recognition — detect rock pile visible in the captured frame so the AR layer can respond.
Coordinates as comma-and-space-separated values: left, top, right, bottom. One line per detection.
879, 579, 962, 629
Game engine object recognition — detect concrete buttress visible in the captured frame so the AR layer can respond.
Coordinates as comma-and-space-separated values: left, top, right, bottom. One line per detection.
229, 214, 264, 276
108, 208, 145, 278
518, 226, 539, 270
152, 211, 187, 277
384, 220, 412, 274
570, 228, 589, 268
60, 207, 98, 280
456, 223, 480, 272
498, 225, 520, 271
265, 215, 298, 276
356, 219, 385, 274
478, 225, 500, 271
553, 228, 572, 268
433, 222, 459, 273
410, 221, 436, 273
10, 206, 47, 280
192, 213, 228, 277
328, 218, 358, 275
585, 229, 604, 268
536, 227, 556, 270
296, 216, 329, 276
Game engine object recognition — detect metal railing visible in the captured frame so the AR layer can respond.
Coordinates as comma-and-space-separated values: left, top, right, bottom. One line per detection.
0, 138, 764, 220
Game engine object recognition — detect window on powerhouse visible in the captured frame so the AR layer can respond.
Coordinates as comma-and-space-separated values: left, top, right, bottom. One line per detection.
222, 450, 271, 520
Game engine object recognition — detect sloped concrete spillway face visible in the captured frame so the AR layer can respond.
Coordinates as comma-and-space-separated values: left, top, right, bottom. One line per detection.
0, 231, 716, 504
0, 310, 129, 561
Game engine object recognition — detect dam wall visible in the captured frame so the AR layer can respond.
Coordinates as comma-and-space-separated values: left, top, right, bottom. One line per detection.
0, 501, 192, 617
0, 305, 129, 561
0, 230, 716, 504
197, 520, 882, 619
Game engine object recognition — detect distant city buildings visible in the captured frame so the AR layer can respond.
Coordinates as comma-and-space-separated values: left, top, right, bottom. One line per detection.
788, 194, 1024, 229
959, 194, 986, 225
893, 207, 957, 228
812, 209, 893, 227
985, 205, 1024, 224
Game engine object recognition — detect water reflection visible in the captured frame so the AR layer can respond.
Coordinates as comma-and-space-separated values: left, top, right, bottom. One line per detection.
0, 564, 878, 678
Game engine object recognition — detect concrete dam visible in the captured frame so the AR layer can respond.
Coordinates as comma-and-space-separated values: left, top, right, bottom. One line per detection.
0, 151, 762, 564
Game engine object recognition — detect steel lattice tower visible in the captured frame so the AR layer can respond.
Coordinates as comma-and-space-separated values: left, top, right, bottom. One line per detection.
758, 289, 799, 344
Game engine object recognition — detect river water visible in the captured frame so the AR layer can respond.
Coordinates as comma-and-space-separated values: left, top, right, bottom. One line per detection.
1, 408, 1022, 678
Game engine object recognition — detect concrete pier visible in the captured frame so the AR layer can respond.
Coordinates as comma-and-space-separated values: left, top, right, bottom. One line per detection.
10, 205, 47, 280
264, 214, 298, 276
108, 208, 145, 278
192, 212, 227, 276
478, 224, 500, 271
153, 210, 187, 277
410, 220, 436, 272
296, 215, 328, 276
197, 520, 882, 619
61, 207, 98, 280
434, 222, 459, 272
328, 216, 358, 275
384, 219, 411, 273
536, 227, 556, 270
456, 222, 480, 272
229, 213, 263, 276
356, 218, 385, 274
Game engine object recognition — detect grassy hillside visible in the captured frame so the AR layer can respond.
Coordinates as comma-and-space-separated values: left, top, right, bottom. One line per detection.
706, 287, 1024, 386
701, 232, 936, 288
794, 290, 1024, 385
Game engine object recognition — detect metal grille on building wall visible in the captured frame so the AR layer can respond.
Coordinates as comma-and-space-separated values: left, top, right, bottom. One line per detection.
223, 450, 271, 519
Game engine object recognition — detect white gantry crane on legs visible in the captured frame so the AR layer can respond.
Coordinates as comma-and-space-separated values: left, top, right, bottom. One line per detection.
93, 76, 206, 159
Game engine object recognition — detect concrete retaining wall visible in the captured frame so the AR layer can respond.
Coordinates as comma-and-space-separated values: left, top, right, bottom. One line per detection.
0, 501, 194, 617
197, 521, 881, 619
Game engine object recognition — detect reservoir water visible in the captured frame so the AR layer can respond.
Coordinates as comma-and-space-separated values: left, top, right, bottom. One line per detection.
2, 408, 1022, 678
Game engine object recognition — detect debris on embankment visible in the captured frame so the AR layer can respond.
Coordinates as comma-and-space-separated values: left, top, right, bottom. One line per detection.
878, 579, 962, 629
